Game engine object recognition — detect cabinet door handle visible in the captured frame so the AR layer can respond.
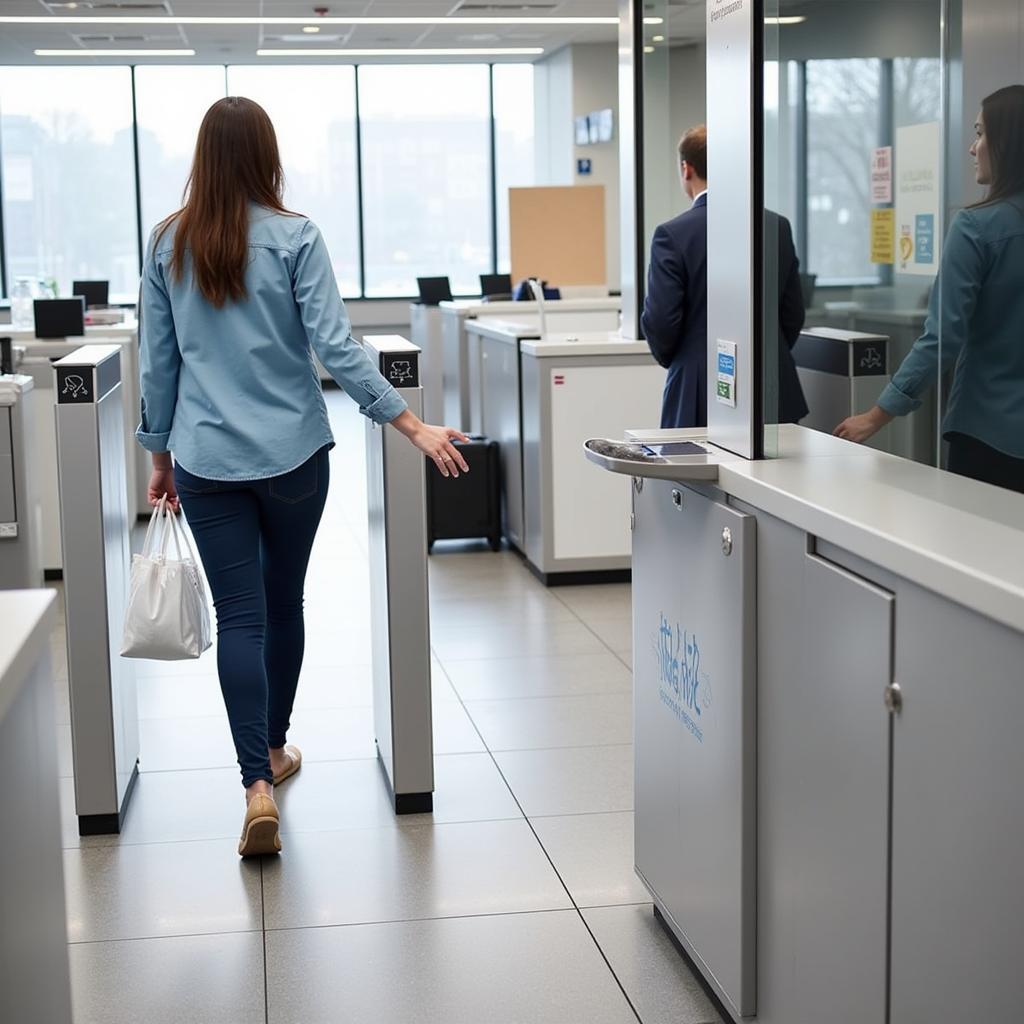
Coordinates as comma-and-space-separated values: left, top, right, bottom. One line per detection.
884, 682, 903, 714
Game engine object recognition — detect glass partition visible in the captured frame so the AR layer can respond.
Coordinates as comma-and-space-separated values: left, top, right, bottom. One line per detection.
227, 66, 361, 297
135, 66, 227, 243
357, 64, 492, 298
493, 64, 536, 275
0, 66, 138, 300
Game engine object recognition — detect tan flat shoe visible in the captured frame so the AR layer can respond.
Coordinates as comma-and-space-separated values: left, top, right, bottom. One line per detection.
272, 744, 302, 786
238, 793, 282, 857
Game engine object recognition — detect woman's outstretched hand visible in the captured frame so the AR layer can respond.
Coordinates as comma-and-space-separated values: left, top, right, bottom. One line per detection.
833, 406, 893, 445
391, 410, 471, 478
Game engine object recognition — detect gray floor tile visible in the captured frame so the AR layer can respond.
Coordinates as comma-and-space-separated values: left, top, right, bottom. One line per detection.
554, 583, 633, 620
583, 904, 723, 1024
262, 818, 571, 930
432, 619, 607, 663
136, 673, 225, 720
443, 650, 632, 701
531, 812, 650, 907
282, 661, 374, 711
138, 715, 237, 772
464, 693, 633, 751
275, 752, 521, 835
430, 699, 487, 753
429, 591, 579, 629
266, 911, 639, 1024
494, 745, 634, 818
65, 839, 262, 942
582, 616, 634, 652
60, 768, 244, 849
69, 931, 266, 1024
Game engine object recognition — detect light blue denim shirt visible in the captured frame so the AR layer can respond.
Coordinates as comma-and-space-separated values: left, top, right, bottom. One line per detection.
137, 205, 408, 480
878, 196, 1024, 458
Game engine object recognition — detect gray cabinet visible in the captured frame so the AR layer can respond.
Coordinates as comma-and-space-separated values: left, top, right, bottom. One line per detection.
632, 480, 756, 1018
889, 586, 1024, 1022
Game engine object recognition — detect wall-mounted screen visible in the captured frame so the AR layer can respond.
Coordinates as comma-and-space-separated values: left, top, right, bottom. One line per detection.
574, 115, 591, 146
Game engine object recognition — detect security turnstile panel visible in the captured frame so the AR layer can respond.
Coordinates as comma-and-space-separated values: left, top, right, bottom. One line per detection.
632, 479, 756, 1017
364, 335, 434, 813
56, 346, 138, 833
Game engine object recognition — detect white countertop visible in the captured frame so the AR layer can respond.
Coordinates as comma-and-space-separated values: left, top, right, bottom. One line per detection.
1, 322, 138, 343
464, 319, 540, 344
521, 331, 652, 357
635, 426, 1024, 634
0, 590, 58, 723
441, 297, 621, 319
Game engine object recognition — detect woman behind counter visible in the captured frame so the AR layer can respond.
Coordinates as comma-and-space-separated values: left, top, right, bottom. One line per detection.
835, 85, 1024, 494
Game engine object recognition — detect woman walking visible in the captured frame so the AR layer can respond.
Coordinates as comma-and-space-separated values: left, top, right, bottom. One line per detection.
137, 97, 468, 856
835, 85, 1024, 494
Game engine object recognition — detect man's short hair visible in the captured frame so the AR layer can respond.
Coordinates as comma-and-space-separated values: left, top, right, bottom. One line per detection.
678, 124, 707, 180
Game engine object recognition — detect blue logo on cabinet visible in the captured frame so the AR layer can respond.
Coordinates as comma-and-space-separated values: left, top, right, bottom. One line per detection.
654, 613, 712, 744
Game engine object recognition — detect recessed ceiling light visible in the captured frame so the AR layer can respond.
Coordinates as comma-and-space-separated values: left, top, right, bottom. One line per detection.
652, 34, 665, 42
257, 47, 545, 57
302, 25, 320, 34
764, 16, 807, 25
35, 48, 196, 56
4, 15, 619, 26
643, 45, 655, 53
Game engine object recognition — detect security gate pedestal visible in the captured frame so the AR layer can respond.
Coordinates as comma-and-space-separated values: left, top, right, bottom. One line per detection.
364, 336, 434, 814
55, 346, 139, 835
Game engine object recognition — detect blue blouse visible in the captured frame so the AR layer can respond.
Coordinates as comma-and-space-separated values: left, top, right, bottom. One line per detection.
137, 206, 407, 480
878, 197, 1024, 459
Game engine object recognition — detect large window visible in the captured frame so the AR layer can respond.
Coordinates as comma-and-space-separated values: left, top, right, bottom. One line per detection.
806, 59, 883, 285
0, 66, 138, 299
227, 66, 361, 297
0, 62, 535, 300
493, 64, 537, 274
359, 65, 492, 297
134, 66, 226, 243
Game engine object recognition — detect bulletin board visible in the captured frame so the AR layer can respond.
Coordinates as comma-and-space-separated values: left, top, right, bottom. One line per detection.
509, 185, 607, 287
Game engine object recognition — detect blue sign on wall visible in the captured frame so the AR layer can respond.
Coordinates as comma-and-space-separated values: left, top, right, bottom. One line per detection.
915, 213, 935, 265
576, 158, 593, 176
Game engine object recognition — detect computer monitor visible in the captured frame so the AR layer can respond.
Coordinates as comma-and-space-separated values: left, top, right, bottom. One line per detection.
33, 298, 85, 339
416, 276, 454, 305
72, 280, 109, 309
479, 274, 513, 298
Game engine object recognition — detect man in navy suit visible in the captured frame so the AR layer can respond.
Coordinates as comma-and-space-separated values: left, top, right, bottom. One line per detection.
642, 124, 809, 429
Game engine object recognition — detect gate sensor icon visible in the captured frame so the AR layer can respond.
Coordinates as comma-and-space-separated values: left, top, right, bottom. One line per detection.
389, 360, 414, 384
61, 374, 89, 400
859, 347, 883, 372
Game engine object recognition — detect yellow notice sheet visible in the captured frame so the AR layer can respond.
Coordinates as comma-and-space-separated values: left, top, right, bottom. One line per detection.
871, 208, 895, 265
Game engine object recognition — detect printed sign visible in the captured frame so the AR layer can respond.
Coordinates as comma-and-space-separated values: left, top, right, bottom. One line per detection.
576, 158, 592, 176
870, 208, 895, 264
654, 612, 713, 745
871, 146, 893, 204
716, 339, 737, 407
895, 122, 942, 275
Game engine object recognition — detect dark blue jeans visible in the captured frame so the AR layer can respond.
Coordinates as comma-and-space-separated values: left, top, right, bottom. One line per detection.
174, 447, 330, 787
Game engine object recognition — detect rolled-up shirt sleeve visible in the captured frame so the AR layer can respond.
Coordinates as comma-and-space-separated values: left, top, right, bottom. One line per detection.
291, 220, 408, 424
136, 237, 182, 453
878, 210, 982, 418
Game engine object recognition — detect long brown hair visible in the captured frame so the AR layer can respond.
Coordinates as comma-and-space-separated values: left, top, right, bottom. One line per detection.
157, 97, 293, 306
972, 85, 1024, 209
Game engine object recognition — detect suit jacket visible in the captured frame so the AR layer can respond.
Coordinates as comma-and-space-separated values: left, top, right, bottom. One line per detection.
641, 196, 809, 429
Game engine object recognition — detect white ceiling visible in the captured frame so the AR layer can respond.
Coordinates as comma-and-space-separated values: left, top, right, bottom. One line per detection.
0, 0, 703, 64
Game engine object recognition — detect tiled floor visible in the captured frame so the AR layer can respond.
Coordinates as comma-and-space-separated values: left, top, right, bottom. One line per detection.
53, 392, 722, 1024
